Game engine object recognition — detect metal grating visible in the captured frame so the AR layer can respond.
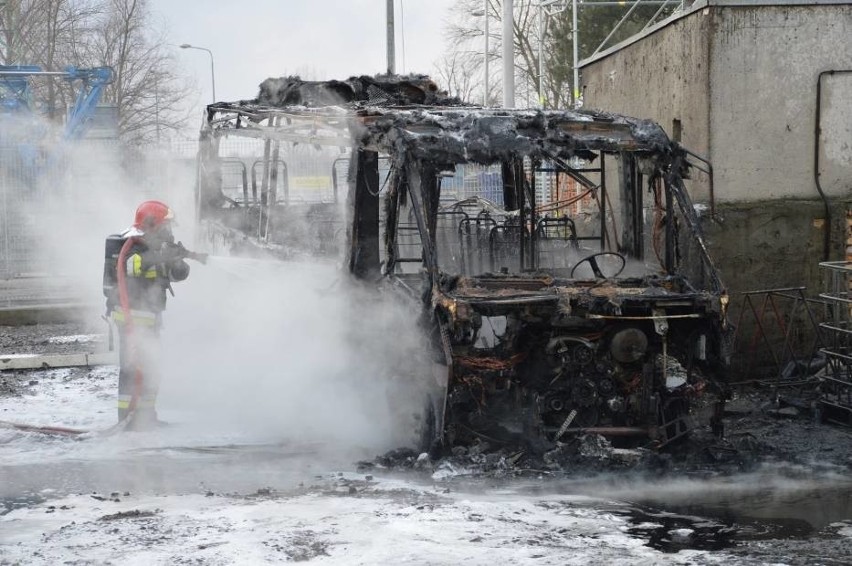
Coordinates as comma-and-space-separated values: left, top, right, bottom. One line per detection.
818, 261, 852, 426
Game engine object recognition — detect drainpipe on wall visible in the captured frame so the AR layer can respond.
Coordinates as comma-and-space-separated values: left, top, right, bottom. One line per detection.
814, 69, 852, 261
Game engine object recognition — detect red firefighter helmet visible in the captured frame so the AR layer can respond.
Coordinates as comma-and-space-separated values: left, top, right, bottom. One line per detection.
133, 200, 175, 231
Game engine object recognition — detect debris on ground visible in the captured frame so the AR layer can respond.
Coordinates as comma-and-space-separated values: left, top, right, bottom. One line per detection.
0, 322, 106, 356
358, 386, 852, 480
99, 509, 158, 521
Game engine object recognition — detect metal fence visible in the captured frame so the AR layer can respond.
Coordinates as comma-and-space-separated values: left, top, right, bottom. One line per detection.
1, 141, 49, 278
0, 137, 200, 282
215, 139, 346, 206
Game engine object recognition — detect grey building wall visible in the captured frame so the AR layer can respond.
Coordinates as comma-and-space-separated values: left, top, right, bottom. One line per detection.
579, 2, 852, 374
702, 4, 852, 299
820, 72, 852, 197
710, 4, 852, 202
582, 2, 852, 204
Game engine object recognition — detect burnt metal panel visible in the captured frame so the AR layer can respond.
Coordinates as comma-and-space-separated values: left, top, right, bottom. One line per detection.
348, 150, 381, 280
620, 153, 644, 260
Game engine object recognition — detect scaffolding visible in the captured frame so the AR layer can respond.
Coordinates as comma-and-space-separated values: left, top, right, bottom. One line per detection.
818, 261, 852, 426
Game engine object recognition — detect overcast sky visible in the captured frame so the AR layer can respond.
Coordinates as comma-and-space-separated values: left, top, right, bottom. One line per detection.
150, 0, 458, 125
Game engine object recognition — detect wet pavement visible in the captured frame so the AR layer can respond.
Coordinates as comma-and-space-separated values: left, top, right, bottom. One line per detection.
0, 320, 107, 356
4, 425, 852, 565
3, 324, 852, 564
624, 473, 852, 559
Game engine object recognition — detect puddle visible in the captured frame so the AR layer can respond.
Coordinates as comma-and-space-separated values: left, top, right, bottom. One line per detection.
457, 467, 852, 555
1, 492, 48, 516
621, 474, 852, 552
623, 506, 811, 552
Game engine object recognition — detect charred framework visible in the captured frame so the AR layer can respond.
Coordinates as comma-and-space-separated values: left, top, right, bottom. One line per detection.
196, 75, 731, 454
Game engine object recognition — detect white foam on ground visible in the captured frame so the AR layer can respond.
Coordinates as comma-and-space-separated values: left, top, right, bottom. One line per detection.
0, 367, 741, 564
1, 482, 729, 566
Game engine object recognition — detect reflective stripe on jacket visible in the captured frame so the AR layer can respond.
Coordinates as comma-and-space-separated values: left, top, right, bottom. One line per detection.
117, 394, 155, 409
111, 309, 159, 326
126, 253, 159, 279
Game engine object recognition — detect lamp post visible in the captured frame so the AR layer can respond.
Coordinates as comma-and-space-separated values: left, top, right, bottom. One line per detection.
502, 0, 514, 108
471, 3, 489, 106
179, 43, 216, 103
572, 0, 579, 106
386, 0, 395, 74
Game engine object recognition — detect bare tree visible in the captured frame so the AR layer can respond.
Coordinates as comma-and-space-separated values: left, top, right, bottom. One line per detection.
0, 0, 36, 64
1, 0, 190, 142
441, 0, 676, 109
433, 51, 479, 103
36, 0, 100, 120
442, 0, 540, 106
0, 0, 18, 63
85, 0, 191, 143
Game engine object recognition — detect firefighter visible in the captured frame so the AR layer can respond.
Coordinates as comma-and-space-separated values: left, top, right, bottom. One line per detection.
103, 200, 204, 430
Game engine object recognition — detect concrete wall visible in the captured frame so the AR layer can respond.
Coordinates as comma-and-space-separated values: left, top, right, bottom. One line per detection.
704, 200, 835, 290
710, 5, 852, 202
703, 4, 852, 319
703, 200, 847, 379
581, 10, 713, 201
820, 72, 852, 197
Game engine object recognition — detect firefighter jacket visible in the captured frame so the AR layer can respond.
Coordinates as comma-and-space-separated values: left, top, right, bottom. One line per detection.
103, 229, 190, 326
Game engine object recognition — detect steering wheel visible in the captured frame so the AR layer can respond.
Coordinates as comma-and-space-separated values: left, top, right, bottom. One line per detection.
570, 252, 627, 279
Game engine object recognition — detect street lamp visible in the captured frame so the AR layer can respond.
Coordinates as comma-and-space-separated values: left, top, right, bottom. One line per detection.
473, 0, 517, 108
471, 4, 489, 106
502, 0, 514, 108
179, 43, 216, 103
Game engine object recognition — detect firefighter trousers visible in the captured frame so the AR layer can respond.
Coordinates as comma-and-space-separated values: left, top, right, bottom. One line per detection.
116, 320, 162, 428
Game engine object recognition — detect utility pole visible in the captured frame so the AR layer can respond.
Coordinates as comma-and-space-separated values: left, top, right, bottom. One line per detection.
538, 4, 544, 108
572, 0, 579, 106
502, 0, 514, 108
484, 0, 489, 106
386, 0, 395, 75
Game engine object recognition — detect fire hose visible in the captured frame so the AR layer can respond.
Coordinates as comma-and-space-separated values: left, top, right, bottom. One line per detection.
115, 235, 143, 428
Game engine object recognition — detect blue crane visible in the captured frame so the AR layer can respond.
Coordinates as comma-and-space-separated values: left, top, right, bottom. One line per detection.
0, 64, 114, 139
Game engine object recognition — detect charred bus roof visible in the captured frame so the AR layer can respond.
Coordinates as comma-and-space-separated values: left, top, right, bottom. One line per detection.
204, 75, 675, 163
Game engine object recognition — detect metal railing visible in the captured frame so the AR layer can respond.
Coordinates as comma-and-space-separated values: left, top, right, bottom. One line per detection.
818, 261, 852, 425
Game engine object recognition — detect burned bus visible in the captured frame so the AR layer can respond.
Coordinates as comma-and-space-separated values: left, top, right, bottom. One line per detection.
195, 75, 730, 453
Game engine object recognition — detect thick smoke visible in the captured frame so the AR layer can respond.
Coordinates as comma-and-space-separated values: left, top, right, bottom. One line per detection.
158, 257, 430, 455
3, 110, 429, 458
0, 112, 196, 314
